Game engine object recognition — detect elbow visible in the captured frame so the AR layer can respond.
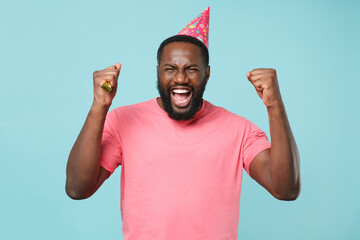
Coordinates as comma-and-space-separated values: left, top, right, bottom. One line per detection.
273, 184, 301, 201
65, 180, 90, 200
66, 188, 87, 200
274, 191, 300, 201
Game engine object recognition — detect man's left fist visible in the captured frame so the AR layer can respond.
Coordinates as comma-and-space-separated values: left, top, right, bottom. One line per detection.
247, 68, 283, 108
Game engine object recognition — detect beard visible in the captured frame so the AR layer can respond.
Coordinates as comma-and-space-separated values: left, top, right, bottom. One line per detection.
157, 77, 207, 121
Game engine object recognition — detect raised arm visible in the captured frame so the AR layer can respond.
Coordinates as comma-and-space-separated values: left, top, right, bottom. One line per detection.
65, 63, 121, 200
247, 68, 301, 201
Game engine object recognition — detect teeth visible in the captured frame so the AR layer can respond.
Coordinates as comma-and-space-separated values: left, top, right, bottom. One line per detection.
175, 96, 190, 103
172, 89, 190, 94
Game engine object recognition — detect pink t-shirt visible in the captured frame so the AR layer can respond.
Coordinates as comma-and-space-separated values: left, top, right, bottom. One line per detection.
100, 98, 271, 240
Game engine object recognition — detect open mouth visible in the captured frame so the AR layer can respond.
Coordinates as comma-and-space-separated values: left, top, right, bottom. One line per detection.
171, 88, 192, 108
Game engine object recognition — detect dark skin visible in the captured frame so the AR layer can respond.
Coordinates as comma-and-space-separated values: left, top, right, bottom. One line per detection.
156, 42, 210, 114
246, 69, 301, 200
65, 64, 120, 199
66, 42, 300, 200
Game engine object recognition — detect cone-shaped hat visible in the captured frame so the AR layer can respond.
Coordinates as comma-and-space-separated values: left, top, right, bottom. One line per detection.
177, 7, 209, 48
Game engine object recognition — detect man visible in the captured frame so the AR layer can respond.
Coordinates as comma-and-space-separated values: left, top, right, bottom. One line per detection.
66, 7, 300, 240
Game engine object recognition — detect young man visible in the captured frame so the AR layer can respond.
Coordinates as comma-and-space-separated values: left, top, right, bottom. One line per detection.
66, 7, 300, 240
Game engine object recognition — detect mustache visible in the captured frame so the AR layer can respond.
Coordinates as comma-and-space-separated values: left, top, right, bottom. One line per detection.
167, 84, 195, 92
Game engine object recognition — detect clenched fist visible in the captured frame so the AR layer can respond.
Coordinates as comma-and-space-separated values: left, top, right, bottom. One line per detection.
92, 63, 121, 107
247, 68, 283, 108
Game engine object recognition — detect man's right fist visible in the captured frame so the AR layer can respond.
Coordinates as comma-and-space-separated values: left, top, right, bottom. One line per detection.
92, 63, 121, 107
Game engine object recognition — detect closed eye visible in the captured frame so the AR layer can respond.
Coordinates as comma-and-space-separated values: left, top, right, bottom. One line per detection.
163, 64, 177, 71
186, 64, 200, 72
187, 68, 199, 72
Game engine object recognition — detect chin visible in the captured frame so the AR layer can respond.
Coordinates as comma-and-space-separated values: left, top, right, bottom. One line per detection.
171, 100, 193, 114
157, 77, 207, 121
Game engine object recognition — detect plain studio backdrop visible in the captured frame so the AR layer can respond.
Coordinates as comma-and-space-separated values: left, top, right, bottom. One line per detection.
0, 0, 359, 239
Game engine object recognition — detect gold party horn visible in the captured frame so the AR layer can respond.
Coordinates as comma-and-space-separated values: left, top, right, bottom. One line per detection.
101, 82, 112, 92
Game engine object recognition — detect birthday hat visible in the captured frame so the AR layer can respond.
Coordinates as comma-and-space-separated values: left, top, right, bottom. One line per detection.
177, 7, 209, 48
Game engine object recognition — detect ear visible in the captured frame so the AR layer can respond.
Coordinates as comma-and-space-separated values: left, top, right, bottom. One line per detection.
205, 65, 210, 83
157, 65, 159, 77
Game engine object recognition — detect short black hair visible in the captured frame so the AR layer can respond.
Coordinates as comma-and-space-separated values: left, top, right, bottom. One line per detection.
157, 35, 209, 66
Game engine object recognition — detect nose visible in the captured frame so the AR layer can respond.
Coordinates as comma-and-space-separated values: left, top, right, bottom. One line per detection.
173, 69, 189, 85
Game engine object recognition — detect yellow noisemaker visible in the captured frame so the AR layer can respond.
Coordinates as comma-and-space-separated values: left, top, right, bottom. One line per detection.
101, 82, 112, 92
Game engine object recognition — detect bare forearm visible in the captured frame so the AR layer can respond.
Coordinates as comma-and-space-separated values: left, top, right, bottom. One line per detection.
247, 69, 300, 200
268, 103, 300, 199
66, 102, 109, 199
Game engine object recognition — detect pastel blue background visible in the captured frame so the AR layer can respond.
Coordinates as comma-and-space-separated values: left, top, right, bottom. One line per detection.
1, 0, 359, 239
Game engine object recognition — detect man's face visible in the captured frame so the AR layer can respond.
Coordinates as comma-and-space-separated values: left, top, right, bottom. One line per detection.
157, 41, 210, 120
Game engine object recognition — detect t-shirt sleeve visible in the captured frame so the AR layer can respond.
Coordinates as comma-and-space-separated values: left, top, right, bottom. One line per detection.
100, 110, 122, 176
242, 120, 271, 178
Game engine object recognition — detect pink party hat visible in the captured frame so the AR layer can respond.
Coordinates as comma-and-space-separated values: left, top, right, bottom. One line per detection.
177, 7, 210, 48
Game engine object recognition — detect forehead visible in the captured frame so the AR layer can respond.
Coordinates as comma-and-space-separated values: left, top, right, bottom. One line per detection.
161, 42, 203, 66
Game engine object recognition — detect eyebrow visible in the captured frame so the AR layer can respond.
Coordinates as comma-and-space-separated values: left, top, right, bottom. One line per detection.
164, 64, 176, 68
186, 64, 200, 68
163, 64, 200, 68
